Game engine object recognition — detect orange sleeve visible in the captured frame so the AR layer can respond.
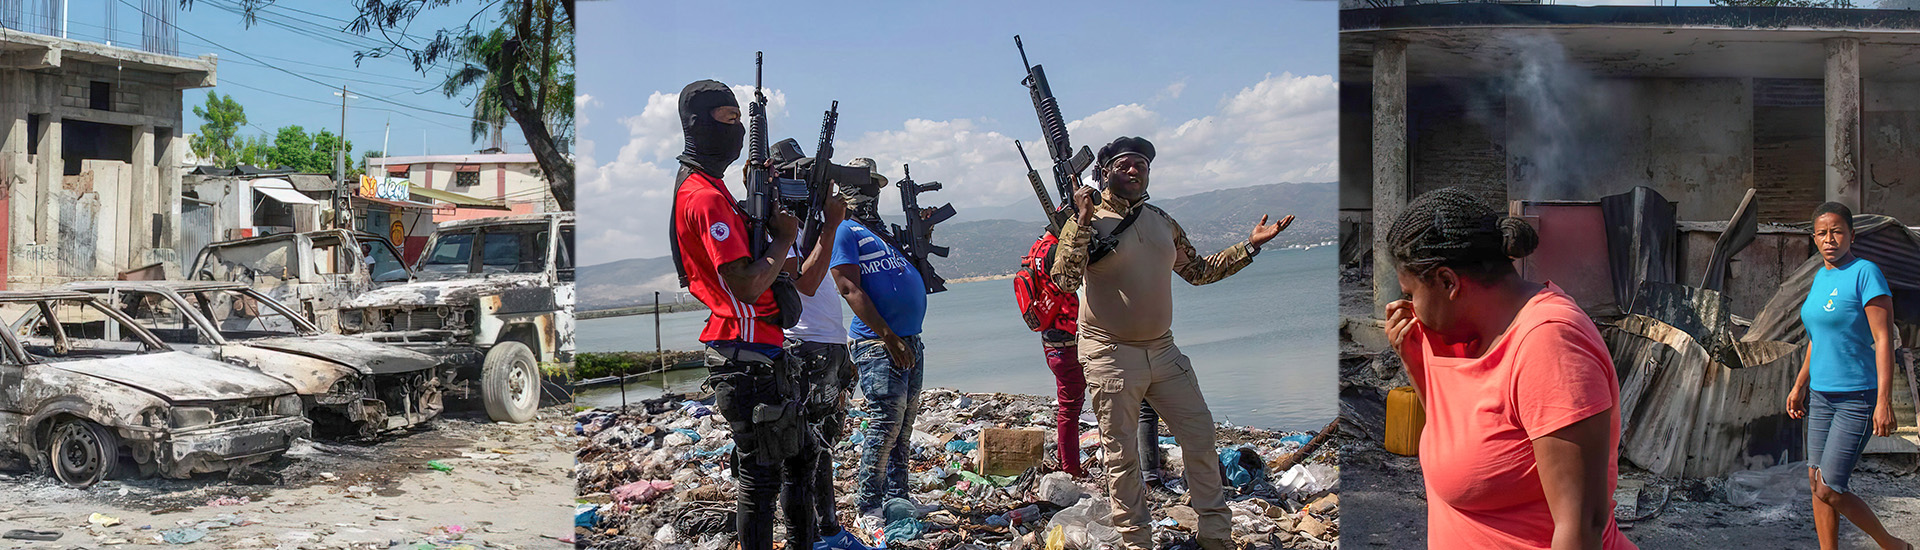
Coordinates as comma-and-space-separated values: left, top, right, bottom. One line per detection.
1509, 320, 1616, 440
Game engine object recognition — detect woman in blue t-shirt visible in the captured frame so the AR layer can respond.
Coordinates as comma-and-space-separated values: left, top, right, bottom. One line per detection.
1788, 202, 1911, 550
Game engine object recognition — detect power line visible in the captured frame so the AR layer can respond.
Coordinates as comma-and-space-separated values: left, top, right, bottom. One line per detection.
114, 0, 492, 124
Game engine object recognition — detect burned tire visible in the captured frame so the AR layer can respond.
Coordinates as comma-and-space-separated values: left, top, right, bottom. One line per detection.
481, 341, 539, 423
46, 418, 119, 488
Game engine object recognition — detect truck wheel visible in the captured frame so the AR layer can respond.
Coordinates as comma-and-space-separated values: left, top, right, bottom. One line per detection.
46, 418, 120, 488
481, 341, 539, 423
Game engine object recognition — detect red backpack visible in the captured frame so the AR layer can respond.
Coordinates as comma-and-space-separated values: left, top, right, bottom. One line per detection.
1013, 233, 1078, 333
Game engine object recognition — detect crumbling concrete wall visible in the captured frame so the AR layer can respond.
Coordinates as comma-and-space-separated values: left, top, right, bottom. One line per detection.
0, 45, 201, 288
1676, 226, 1814, 322
1863, 81, 1920, 223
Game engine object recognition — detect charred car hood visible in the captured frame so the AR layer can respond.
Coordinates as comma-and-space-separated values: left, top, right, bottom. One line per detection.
49, 352, 294, 401
344, 274, 548, 309
244, 335, 440, 375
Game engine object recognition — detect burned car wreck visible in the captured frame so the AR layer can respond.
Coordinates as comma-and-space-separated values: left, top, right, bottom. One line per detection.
337, 212, 575, 424
53, 281, 445, 438
0, 292, 311, 487
189, 229, 413, 333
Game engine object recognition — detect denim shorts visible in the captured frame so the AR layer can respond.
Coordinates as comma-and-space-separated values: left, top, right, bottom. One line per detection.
1807, 389, 1877, 494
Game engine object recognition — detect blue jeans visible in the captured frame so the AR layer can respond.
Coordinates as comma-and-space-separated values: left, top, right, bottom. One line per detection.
1808, 389, 1877, 494
853, 334, 926, 514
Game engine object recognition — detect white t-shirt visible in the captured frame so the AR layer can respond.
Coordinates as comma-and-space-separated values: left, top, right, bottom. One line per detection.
786, 247, 848, 344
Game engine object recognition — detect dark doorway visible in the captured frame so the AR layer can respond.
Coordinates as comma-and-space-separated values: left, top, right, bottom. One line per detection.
61, 120, 134, 176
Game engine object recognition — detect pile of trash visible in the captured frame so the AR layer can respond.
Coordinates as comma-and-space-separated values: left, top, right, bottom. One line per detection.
575, 388, 1340, 550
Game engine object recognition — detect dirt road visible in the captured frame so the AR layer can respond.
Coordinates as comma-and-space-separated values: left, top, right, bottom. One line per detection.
0, 407, 574, 549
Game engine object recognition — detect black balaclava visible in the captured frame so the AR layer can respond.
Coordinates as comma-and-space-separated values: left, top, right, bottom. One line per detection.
677, 80, 745, 178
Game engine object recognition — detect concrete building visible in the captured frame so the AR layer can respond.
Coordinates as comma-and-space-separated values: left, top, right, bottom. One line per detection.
369, 153, 556, 222
1342, 4, 1920, 316
0, 31, 215, 288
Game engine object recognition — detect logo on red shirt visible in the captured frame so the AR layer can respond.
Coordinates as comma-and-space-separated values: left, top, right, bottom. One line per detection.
709, 222, 730, 242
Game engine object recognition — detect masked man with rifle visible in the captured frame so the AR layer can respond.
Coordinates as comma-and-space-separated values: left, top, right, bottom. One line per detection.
668, 79, 820, 550
1051, 137, 1293, 550
827, 158, 932, 541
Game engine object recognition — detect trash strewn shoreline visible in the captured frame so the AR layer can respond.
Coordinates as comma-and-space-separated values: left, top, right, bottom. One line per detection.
574, 388, 1341, 550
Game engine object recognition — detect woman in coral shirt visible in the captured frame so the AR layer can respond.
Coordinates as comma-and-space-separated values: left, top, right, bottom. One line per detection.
1382, 187, 1635, 550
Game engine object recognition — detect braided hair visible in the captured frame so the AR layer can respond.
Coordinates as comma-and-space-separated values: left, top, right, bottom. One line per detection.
1385, 186, 1539, 283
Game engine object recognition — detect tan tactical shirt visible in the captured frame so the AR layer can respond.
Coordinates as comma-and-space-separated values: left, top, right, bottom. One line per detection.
1050, 189, 1254, 344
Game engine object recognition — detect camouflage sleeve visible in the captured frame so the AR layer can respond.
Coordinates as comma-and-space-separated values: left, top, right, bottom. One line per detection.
1050, 219, 1092, 293
1169, 210, 1252, 285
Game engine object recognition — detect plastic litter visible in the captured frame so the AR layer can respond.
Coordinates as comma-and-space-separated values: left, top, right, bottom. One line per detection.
1279, 433, 1314, 446
884, 517, 927, 542
88, 513, 121, 527
612, 480, 676, 504
1045, 524, 1065, 550
160, 527, 207, 545
426, 460, 454, 473
946, 440, 978, 453
1037, 471, 1086, 506
575, 504, 600, 529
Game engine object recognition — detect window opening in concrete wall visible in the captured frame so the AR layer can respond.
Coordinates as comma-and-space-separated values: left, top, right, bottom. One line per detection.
155, 127, 172, 166
27, 114, 44, 157
89, 81, 111, 111
60, 119, 134, 176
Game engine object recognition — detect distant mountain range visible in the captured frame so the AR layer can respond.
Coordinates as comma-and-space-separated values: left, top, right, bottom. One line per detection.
580, 182, 1335, 311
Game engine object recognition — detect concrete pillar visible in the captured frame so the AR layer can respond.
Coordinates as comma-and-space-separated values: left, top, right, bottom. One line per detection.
1825, 37, 1862, 212
132, 124, 154, 263
35, 114, 57, 245
1372, 39, 1409, 316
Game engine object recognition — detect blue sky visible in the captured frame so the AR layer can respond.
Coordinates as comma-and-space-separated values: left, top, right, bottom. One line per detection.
62, 0, 520, 159
579, 0, 1339, 265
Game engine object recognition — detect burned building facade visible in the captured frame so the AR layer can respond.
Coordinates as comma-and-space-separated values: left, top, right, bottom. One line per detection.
0, 31, 215, 288
1343, 5, 1920, 316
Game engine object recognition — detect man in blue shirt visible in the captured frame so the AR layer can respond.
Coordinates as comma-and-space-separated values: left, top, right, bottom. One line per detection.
829, 169, 929, 538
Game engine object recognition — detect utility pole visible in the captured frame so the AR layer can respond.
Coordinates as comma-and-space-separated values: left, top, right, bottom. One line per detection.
333, 85, 355, 229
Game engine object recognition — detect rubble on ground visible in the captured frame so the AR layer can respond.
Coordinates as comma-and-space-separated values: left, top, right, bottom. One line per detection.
574, 388, 1340, 550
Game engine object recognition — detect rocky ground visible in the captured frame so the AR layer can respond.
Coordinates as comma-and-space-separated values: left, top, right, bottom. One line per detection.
575, 389, 1342, 550
0, 407, 575, 549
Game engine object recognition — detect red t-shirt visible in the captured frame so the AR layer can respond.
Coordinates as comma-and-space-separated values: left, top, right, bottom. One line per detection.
1406, 283, 1636, 550
674, 170, 783, 347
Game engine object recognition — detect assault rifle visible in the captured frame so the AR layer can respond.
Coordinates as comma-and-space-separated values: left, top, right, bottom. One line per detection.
890, 164, 956, 294
743, 51, 776, 259
1014, 35, 1097, 233
1016, 140, 1064, 234
768, 102, 844, 257
740, 51, 802, 328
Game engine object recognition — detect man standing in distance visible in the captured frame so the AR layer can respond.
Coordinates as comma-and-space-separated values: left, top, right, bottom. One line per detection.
1051, 136, 1292, 550
829, 160, 930, 539
668, 79, 816, 550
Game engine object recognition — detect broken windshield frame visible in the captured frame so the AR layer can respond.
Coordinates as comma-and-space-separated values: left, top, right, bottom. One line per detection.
11, 298, 169, 360
414, 223, 551, 279
182, 289, 316, 340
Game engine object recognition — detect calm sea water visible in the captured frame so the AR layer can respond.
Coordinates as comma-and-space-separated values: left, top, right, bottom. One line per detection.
577, 247, 1337, 431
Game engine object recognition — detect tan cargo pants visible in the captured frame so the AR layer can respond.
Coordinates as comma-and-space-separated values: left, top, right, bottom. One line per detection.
1081, 332, 1230, 547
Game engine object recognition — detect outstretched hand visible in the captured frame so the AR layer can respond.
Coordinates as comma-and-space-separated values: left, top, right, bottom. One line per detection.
1250, 214, 1294, 248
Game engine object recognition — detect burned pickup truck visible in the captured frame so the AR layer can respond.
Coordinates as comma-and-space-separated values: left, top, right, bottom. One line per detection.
0, 291, 310, 487
54, 281, 444, 438
336, 212, 575, 423
190, 229, 413, 333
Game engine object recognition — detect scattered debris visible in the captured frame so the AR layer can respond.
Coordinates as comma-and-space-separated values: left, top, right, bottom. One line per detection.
576, 389, 1340, 549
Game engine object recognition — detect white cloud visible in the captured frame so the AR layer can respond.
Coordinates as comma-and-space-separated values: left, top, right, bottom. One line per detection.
1156, 79, 1188, 102
579, 73, 1335, 264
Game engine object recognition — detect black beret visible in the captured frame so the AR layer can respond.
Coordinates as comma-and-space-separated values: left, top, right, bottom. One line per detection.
1097, 136, 1156, 169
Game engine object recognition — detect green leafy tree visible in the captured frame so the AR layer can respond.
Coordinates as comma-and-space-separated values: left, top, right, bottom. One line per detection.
265, 126, 352, 174
192, 0, 577, 210
235, 135, 273, 168
190, 91, 248, 168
